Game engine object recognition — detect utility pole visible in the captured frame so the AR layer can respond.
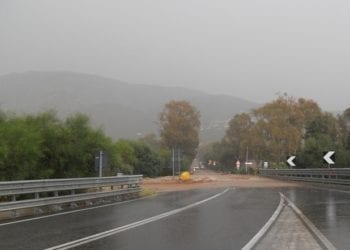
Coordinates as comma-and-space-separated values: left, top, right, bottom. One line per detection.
99, 150, 103, 177
177, 148, 181, 175
172, 148, 175, 177
245, 146, 249, 174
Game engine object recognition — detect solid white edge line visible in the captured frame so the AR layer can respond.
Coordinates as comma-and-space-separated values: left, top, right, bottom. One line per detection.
280, 193, 337, 250
241, 193, 285, 250
45, 187, 230, 250
0, 193, 158, 227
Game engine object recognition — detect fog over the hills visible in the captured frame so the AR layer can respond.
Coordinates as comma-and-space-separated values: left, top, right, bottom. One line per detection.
1, 0, 350, 111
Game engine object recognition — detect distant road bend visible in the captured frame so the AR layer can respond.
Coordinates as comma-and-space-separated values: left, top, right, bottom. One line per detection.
1, 178, 349, 249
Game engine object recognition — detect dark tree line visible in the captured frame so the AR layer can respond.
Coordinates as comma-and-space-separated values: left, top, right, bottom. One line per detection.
199, 95, 350, 170
0, 99, 201, 181
0, 111, 170, 180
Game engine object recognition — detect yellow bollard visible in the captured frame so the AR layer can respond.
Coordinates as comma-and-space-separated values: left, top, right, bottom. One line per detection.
180, 171, 191, 181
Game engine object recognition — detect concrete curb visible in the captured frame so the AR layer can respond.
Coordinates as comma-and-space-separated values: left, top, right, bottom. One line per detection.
242, 193, 285, 250
280, 193, 337, 250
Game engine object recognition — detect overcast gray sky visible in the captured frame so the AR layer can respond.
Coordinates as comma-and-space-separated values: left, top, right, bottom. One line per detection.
1, 0, 350, 111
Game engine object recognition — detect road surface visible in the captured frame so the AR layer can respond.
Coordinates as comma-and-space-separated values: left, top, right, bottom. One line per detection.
1, 185, 349, 249
0, 187, 279, 250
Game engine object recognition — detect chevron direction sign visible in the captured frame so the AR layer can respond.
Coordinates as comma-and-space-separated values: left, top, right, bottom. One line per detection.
286, 155, 296, 167
323, 151, 335, 165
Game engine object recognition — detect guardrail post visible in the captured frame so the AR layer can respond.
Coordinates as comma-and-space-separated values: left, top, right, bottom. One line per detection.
11, 210, 18, 218
85, 200, 93, 206
34, 207, 44, 215
51, 205, 62, 212
11, 195, 16, 201
70, 202, 78, 209
35, 192, 39, 199
115, 195, 121, 202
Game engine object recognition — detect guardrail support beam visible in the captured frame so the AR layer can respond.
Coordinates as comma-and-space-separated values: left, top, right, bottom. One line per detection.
0, 175, 143, 217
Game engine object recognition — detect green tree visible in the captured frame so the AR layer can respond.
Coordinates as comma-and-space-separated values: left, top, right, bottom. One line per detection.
199, 96, 350, 170
305, 112, 342, 141
139, 133, 161, 150
0, 111, 124, 180
341, 108, 350, 150
297, 109, 350, 168
131, 142, 162, 177
222, 113, 253, 162
57, 113, 114, 177
252, 96, 305, 162
113, 140, 137, 174
159, 100, 201, 159
0, 117, 43, 180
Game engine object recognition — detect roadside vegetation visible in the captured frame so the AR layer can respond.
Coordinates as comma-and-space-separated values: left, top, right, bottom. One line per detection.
6, 94, 346, 180
199, 95, 350, 170
0, 100, 200, 181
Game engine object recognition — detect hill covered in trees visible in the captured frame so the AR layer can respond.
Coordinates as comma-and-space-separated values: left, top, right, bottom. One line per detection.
0, 71, 257, 142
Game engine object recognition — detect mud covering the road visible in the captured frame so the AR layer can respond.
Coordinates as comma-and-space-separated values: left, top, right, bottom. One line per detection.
143, 170, 301, 192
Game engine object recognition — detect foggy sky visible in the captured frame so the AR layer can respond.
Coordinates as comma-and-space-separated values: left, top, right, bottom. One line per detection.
1, 0, 350, 111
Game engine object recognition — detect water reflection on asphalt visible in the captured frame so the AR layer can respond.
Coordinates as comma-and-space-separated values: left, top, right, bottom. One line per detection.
283, 187, 350, 250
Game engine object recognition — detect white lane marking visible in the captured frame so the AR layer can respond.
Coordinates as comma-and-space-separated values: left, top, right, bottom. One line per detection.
0, 194, 157, 227
280, 193, 337, 250
242, 193, 285, 250
45, 188, 230, 250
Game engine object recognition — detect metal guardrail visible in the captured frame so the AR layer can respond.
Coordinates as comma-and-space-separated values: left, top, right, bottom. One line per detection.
260, 168, 350, 185
0, 175, 142, 213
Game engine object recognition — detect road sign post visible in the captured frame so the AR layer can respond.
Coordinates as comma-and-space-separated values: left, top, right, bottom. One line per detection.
172, 148, 175, 178
245, 146, 249, 174
99, 150, 103, 177
95, 150, 108, 177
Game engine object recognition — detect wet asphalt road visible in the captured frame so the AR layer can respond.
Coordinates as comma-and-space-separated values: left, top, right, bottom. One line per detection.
2, 185, 350, 250
0, 187, 280, 250
283, 187, 350, 250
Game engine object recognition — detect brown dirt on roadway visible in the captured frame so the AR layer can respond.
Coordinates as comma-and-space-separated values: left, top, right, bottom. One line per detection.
143, 169, 301, 192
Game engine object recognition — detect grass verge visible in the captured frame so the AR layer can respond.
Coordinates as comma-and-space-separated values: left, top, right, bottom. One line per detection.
140, 188, 157, 197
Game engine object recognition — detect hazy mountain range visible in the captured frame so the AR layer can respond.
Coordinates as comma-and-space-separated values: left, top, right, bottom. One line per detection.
0, 71, 257, 142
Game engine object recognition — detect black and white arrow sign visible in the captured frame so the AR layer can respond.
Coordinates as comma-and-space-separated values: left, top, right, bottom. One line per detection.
287, 155, 296, 167
323, 151, 335, 165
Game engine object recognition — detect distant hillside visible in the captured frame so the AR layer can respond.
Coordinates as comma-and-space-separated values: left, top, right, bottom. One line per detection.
0, 71, 257, 142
